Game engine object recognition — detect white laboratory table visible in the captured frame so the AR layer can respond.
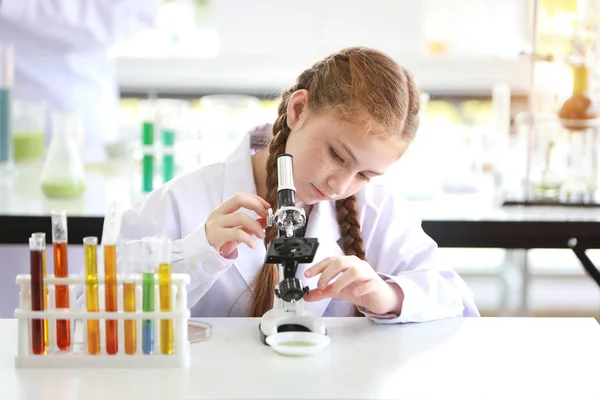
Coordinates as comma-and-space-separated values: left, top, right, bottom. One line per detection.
0, 317, 599, 400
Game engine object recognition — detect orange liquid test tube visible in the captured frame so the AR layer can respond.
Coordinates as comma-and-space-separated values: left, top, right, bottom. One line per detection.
104, 244, 118, 354
51, 211, 70, 351
101, 201, 123, 355
83, 236, 100, 355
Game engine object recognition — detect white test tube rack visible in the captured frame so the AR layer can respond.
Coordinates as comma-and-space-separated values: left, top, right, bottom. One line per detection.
14, 273, 191, 369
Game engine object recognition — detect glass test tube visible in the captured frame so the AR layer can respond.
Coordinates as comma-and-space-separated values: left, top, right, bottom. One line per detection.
83, 236, 100, 355
101, 200, 123, 355
162, 130, 175, 183
31, 233, 48, 351
142, 121, 154, 193
142, 239, 155, 355
122, 241, 137, 355
51, 211, 70, 350
104, 243, 118, 355
157, 238, 173, 355
29, 234, 45, 355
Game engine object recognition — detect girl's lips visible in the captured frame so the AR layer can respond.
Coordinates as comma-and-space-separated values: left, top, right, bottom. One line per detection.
312, 184, 330, 200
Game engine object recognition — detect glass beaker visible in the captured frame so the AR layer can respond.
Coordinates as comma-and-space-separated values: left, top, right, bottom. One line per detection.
12, 99, 46, 162
516, 112, 567, 201
39, 111, 86, 198
0, 42, 14, 171
561, 120, 600, 202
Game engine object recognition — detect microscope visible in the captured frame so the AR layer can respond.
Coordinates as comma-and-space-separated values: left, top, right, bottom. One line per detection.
259, 154, 327, 343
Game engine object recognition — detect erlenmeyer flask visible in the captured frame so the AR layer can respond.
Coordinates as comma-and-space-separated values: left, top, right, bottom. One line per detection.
40, 111, 86, 198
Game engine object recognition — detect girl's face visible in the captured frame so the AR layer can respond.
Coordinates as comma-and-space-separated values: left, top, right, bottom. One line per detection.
284, 91, 404, 205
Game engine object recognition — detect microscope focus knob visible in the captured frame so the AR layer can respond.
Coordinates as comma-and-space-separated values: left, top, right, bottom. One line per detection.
279, 278, 305, 302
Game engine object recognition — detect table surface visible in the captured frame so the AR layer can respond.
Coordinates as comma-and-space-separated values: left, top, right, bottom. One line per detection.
0, 317, 599, 400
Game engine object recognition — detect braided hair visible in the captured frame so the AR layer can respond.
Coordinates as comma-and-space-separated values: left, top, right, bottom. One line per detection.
247, 47, 420, 317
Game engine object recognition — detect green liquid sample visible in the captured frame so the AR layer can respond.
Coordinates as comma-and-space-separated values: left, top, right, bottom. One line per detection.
280, 341, 317, 347
143, 272, 155, 312
41, 181, 86, 198
14, 131, 44, 160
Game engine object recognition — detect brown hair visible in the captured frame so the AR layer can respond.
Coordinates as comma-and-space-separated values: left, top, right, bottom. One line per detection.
247, 46, 420, 317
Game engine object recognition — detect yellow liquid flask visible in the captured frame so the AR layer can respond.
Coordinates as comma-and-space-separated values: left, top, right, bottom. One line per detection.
157, 238, 173, 355
83, 236, 100, 355
122, 241, 137, 355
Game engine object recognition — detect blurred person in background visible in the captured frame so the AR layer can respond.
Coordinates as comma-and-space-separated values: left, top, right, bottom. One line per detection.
0, 0, 160, 162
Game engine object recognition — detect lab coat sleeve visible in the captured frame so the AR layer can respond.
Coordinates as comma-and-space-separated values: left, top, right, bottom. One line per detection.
119, 187, 236, 309
0, 0, 159, 48
357, 201, 480, 324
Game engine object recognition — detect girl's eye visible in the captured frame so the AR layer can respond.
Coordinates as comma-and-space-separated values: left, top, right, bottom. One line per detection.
330, 147, 344, 163
358, 173, 370, 182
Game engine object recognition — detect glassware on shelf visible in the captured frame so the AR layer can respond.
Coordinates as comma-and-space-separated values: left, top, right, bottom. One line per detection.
12, 99, 46, 162
39, 111, 86, 199
0, 42, 14, 173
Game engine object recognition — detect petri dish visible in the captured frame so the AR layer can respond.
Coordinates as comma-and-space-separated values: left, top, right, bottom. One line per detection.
265, 331, 330, 357
188, 320, 212, 342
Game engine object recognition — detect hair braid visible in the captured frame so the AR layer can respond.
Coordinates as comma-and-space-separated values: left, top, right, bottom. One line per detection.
247, 90, 294, 317
335, 195, 366, 260
246, 47, 421, 319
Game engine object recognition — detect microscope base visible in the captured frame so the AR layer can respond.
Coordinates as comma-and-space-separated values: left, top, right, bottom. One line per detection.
259, 307, 327, 345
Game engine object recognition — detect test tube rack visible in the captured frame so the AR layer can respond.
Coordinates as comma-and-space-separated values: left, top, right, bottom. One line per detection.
14, 273, 191, 369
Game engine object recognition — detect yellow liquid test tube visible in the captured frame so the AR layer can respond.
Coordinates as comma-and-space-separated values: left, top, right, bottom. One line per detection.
122, 240, 137, 355
157, 239, 173, 355
31, 233, 48, 351
124, 282, 137, 354
83, 236, 100, 355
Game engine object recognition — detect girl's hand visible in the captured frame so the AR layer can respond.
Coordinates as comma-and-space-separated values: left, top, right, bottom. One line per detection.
205, 193, 270, 257
303, 256, 403, 315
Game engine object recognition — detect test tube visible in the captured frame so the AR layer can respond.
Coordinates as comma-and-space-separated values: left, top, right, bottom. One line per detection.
162, 130, 175, 183
142, 121, 154, 193
83, 236, 100, 355
102, 201, 121, 355
104, 242, 118, 354
142, 239, 155, 354
157, 238, 173, 355
29, 234, 45, 355
122, 241, 137, 355
31, 232, 48, 351
51, 211, 70, 350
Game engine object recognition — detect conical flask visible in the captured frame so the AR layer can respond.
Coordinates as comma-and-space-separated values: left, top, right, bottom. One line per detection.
40, 111, 86, 198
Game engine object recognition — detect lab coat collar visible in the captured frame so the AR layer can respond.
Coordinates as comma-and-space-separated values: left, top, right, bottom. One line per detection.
221, 133, 344, 317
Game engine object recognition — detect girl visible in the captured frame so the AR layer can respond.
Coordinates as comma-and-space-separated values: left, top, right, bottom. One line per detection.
119, 47, 480, 323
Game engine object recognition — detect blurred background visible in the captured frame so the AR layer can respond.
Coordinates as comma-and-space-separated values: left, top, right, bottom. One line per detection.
2, 0, 600, 319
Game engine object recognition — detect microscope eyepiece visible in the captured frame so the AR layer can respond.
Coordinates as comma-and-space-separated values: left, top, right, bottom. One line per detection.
277, 154, 295, 208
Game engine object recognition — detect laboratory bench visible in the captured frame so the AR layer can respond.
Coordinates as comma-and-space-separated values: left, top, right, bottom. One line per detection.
0, 317, 598, 399
2, 162, 600, 288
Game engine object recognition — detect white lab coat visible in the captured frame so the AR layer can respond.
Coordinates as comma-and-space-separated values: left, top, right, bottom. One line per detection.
120, 132, 480, 323
0, 0, 159, 162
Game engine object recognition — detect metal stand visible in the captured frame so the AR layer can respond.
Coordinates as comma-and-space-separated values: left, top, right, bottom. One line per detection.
567, 238, 600, 288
